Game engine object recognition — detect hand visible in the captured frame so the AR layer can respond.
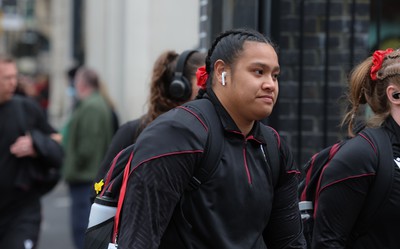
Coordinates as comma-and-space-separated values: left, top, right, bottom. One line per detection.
50, 133, 63, 144
10, 133, 37, 158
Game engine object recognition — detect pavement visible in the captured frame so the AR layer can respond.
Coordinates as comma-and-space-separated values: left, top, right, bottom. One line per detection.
38, 181, 75, 249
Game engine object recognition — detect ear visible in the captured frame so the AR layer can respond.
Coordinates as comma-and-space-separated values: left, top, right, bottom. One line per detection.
213, 59, 227, 85
387, 85, 400, 103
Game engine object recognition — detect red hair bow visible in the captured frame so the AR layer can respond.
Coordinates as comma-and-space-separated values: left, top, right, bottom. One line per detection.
370, 48, 393, 81
196, 66, 208, 90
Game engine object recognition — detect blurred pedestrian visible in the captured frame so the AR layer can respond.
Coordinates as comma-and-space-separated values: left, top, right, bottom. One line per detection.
97, 79, 119, 134
62, 66, 114, 249
64, 66, 119, 135
33, 73, 50, 117
0, 53, 63, 248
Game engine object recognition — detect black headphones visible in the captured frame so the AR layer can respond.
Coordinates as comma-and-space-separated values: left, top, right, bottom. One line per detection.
393, 92, 400, 99
169, 50, 197, 101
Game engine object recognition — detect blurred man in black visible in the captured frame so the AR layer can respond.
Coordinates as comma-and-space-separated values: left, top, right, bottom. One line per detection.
0, 54, 63, 249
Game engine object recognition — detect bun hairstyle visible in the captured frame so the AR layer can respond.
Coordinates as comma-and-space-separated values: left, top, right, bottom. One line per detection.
342, 48, 400, 136
196, 28, 278, 99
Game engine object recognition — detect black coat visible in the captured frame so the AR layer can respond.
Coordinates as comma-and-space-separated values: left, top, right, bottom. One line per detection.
0, 96, 63, 217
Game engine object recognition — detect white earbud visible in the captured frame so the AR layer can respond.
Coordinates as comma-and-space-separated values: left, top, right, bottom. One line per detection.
221, 72, 226, 86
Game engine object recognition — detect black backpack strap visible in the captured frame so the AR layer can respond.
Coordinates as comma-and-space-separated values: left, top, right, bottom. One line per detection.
354, 127, 393, 235
260, 125, 280, 187
184, 98, 224, 191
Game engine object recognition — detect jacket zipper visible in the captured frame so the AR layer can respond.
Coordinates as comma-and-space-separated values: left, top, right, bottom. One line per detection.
243, 140, 252, 184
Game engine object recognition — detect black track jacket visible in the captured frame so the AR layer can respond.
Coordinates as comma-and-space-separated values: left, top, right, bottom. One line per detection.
118, 91, 306, 249
313, 116, 400, 248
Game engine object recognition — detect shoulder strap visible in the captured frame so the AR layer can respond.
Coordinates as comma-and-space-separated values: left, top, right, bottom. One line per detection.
184, 98, 224, 191
355, 127, 393, 234
113, 150, 134, 244
300, 141, 345, 202
260, 125, 281, 187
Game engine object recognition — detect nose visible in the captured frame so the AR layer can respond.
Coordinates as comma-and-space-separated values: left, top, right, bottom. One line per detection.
9, 77, 18, 88
5, 77, 18, 92
262, 74, 277, 91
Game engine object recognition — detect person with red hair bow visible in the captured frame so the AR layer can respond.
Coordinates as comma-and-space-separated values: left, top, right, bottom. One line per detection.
312, 48, 400, 249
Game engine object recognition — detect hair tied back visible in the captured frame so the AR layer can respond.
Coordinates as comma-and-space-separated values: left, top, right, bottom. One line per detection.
370, 48, 394, 81
196, 65, 208, 90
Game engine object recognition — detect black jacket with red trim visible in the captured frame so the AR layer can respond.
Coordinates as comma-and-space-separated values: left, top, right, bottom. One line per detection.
118, 90, 305, 249
312, 116, 400, 249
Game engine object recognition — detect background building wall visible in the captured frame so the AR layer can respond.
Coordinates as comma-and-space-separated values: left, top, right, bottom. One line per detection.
48, 0, 74, 128
82, 0, 201, 125
275, 0, 371, 164
204, 0, 372, 165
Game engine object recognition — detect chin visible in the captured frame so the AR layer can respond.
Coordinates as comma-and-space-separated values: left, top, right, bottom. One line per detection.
256, 111, 272, 120
264, 108, 273, 117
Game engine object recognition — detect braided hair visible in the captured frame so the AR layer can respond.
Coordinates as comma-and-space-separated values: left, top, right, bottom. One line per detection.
196, 28, 278, 99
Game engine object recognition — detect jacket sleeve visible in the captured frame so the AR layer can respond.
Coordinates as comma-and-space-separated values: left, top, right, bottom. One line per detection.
24, 97, 64, 169
118, 108, 207, 249
312, 136, 377, 249
264, 137, 307, 249
31, 129, 64, 169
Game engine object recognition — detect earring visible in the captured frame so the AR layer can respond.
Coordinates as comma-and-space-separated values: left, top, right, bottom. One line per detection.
221, 72, 226, 86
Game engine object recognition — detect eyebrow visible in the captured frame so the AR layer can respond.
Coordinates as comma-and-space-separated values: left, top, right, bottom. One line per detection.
252, 62, 280, 72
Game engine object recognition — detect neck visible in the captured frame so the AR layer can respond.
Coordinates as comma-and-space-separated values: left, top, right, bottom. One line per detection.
391, 108, 400, 126
214, 88, 254, 136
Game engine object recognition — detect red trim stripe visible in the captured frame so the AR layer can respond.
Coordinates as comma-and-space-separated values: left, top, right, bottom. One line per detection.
313, 173, 375, 217
100, 149, 124, 196
113, 151, 134, 243
178, 106, 208, 131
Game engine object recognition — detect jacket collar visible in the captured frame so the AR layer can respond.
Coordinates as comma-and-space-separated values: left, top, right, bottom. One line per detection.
384, 115, 400, 143
204, 88, 266, 144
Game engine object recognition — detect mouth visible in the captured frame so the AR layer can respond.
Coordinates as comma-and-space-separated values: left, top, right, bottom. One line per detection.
258, 95, 274, 104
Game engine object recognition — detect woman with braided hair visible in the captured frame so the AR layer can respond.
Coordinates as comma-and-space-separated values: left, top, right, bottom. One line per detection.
118, 28, 306, 249
312, 48, 400, 248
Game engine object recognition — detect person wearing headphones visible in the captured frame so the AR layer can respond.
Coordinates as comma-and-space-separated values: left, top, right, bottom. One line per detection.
92, 49, 206, 197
